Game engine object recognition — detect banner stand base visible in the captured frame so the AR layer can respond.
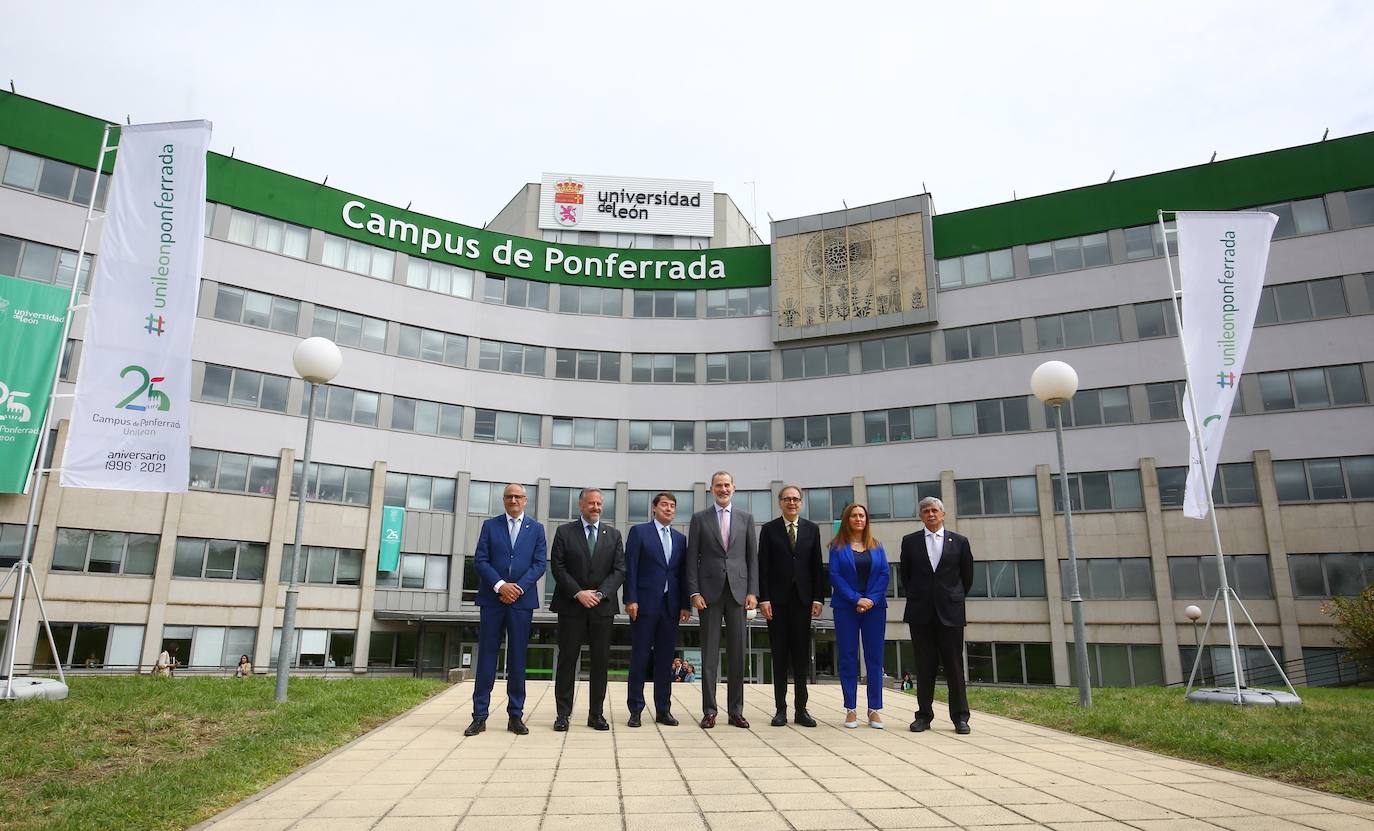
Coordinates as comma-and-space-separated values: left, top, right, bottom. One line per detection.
1187, 687, 1302, 706
0, 677, 69, 701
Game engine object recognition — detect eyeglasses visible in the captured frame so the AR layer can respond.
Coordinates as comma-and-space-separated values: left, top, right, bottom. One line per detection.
779, 497, 802, 503
503, 494, 527, 500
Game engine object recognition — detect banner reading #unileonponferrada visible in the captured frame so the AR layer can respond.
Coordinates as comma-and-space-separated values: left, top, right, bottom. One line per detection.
0, 274, 68, 493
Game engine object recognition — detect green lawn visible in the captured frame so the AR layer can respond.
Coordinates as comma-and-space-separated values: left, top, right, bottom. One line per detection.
0, 675, 444, 831
944, 685, 1374, 802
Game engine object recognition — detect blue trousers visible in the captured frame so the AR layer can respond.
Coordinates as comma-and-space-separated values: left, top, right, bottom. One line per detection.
472, 603, 533, 721
626, 597, 681, 714
833, 603, 886, 711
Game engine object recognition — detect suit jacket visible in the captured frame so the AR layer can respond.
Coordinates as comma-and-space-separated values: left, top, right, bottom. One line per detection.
758, 516, 825, 606
623, 521, 688, 618
549, 520, 625, 617
828, 543, 890, 610
473, 513, 547, 610
899, 528, 975, 626
685, 503, 758, 605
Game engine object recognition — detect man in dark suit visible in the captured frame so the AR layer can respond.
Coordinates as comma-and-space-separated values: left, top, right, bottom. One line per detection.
758, 485, 824, 727
623, 491, 690, 727
900, 496, 975, 735
685, 470, 758, 728
550, 488, 626, 731
466, 483, 547, 737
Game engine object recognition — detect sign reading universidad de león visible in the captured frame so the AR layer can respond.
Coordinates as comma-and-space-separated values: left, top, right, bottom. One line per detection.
63, 120, 212, 493
0, 275, 68, 493
537, 173, 714, 237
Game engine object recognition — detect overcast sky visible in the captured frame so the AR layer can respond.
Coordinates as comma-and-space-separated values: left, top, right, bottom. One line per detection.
4, 2, 1372, 240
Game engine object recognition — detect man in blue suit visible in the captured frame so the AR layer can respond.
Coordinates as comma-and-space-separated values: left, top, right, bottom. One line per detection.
465, 483, 547, 736
623, 491, 690, 727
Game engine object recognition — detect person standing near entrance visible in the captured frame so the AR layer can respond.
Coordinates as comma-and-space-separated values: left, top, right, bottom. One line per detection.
685, 470, 758, 729
900, 496, 975, 735
465, 483, 546, 737
829, 502, 889, 729
550, 488, 625, 731
757, 485, 824, 727
624, 491, 690, 727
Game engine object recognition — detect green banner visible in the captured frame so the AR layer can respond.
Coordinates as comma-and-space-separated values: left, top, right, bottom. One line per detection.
378, 505, 404, 572
0, 274, 68, 493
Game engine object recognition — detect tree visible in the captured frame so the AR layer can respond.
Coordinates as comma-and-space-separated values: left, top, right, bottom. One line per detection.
1324, 585, 1374, 671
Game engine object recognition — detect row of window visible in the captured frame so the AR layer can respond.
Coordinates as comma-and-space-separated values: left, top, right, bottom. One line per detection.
0, 233, 93, 291
1, 147, 110, 210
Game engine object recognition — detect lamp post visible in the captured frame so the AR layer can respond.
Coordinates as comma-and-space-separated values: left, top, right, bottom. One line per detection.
275, 337, 342, 703
1185, 604, 1204, 679
1031, 360, 1092, 707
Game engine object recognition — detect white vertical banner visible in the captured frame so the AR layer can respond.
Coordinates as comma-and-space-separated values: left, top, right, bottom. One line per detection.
1177, 210, 1277, 518
63, 120, 212, 492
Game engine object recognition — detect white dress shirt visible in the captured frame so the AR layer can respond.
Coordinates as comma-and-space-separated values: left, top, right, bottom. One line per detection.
655, 520, 673, 594
925, 526, 945, 571
494, 513, 525, 592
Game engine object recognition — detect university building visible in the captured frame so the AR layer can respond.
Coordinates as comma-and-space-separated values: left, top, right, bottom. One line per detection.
1, 90, 1371, 688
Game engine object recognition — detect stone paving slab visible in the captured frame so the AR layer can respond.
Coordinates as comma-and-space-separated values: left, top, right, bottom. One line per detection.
198, 681, 1374, 830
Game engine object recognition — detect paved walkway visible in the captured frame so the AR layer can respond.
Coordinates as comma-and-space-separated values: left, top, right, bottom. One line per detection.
201, 680, 1374, 831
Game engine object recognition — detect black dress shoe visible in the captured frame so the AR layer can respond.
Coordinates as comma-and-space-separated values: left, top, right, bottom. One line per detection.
910, 718, 931, 733
655, 711, 679, 726
728, 714, 750, 729
770, 710, 788, 727
627, 712, 642, 728
508, 717, 529, 735
463, 719, 486, 737
954, 721, 971, 735
587, 714, 610, 731
794, 710, 817, 728
553, 715, 570, 732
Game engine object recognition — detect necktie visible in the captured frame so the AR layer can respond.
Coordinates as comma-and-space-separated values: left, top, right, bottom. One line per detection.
787, 522, 797, 549
718, 508, 729, 548
587, 523, 598, 554
660, 526, 672, 594
928, 531, 941, 571
509, 517, 519, 547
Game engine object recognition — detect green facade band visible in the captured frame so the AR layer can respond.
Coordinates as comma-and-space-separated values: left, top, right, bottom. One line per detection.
0, 274, 68, 493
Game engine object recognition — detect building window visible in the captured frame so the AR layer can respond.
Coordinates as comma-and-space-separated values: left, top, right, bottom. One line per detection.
955, 477, 1038, 516
200, 364, 290, 413
1288, 553, 1374, 598
552, 417, 617, 450
705, 420, 770, 452
627, 490, 695, 523
706, 351, 770, 383
1048, 387, 1132, 427
730, 490, 773, 519
405, 257, 474, 298
390, 397, 462, 438
312, 305, 388, 353
950, 397, 1031, 436
303, 384, 379, 426
1060, 557, 1154, 599
189, 448, 278, 494
632, 289, 694, 318
478, 339, 546, 377
483, 274, 549, 310
802, 486, 854, 522
367, 630, 423, 668
1180, 644, 1281, 688
1348, 187, 1374, 227
965, 642, 1054, 685
1027, 233, 1110, 276
0, 523, 29, 569
863, 406, 937, 443
226, 208, 309, 259
2, 148, 111, 209
781, 344, 849, 379
1052, 470, 1144, 512
1123, 222, 1177, 261
472, 409, 541, 445
1168, 554, 1272, 599
172, 538, 267, 581
945, 322, 1023, 361
548, 487, 618, 521
1258, 365, 1367, 412
783, 414, 852, 449
1273, 456, 1374, 502
866, 481, 941, 520
558, 284, 622, 316
1254, 197, 1328, 238
631, 353, 695, 383
33, 623, 145, 670
161, 625, 257, 668
1157, 462, 1258, 508
51, 529, 158, 576
273, 628, 357, 668
280, 546, 364, 586
553, 348, 620, 381
1302, 648, 1370, 687
0, 233, 94, 292
1134, 300, 1177, 339
383, 472, 456, 512
1146, 381, 1242, 422
936, 248, 1014, 289
969, 562, 1047, 599
628, 420, 694, 452
397, 324, 467, 367
467, 481, 539, 516
859, 333, 933, 371
59, 338, 78, 381
376, 553, 449, 591
290, 461, 372, 505
1255, 277, 1347, 326
321, 232, 395, 280
1069, 643, 1164, 687
1035, 308, 1122, 350
705, 287, 770, 317
211, 285, 300, 333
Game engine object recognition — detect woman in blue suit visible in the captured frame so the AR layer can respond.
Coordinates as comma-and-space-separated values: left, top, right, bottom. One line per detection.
829, 502, 889, 728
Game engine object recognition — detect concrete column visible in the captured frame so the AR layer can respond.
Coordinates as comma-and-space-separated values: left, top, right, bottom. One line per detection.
16, 419, 71, 664
351, 460, 387, 673
851, 474, 867, 507
1140, 457, 1183, 683
1035, 463, 1071, 685
138, 492, 183, 672
1254, 449, 1306, 684
253, 448, 296, 669
939, 470, 956, 526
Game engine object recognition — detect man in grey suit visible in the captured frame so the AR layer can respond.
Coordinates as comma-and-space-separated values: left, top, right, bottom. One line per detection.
686, 470, 758, 728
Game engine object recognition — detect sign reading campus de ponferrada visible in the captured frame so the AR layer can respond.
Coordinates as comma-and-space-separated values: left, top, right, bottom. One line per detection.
0, 275, 67, 493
